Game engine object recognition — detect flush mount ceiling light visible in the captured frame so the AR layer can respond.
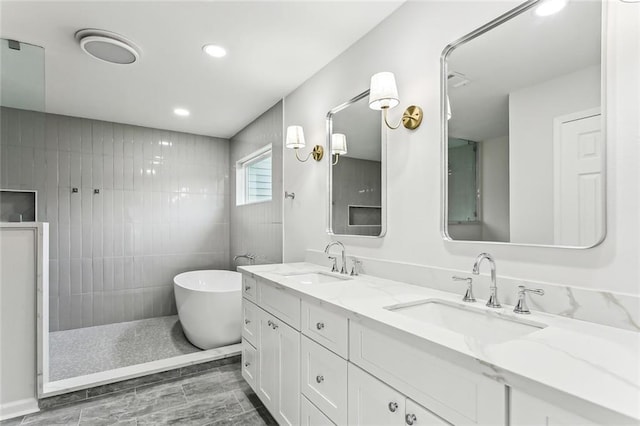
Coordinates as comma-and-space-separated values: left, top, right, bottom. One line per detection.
535, 0, 568, 16
174, 108, 190, 117
203, 44, 227, 58
75, 29, 140, 65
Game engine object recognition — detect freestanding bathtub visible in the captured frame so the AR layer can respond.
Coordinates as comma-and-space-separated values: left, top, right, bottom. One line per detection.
173, 270, 242, 350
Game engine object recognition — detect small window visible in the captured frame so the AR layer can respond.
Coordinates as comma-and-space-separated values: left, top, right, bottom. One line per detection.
236, 144, 272, 206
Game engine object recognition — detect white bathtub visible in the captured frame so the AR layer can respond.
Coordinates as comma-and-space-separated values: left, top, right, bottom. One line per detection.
173, 270, 242, 350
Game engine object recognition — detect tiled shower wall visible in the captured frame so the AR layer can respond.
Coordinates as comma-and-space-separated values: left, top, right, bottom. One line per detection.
0, 107, 230, 331
230, 101, 283, 267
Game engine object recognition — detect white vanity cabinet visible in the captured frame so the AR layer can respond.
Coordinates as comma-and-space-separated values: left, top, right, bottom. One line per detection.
241, 276, 301, 426
348, 363, 449, 426
510, 389, 597, 426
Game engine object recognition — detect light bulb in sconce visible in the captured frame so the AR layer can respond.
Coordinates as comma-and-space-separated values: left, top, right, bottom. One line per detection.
368, 71, 423, 130
285, 125, 324, 162
331, 133, 347, 165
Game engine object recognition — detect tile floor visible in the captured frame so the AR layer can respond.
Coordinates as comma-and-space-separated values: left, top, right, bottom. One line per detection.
3, 359, 275, 426
50, 316, 200, 381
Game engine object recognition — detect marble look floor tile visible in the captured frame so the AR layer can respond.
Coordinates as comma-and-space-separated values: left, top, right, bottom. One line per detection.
0, 417, 23, 426
209, 407, 277, 426
39, 389, 87, 410
79, 383, 186, 424
232, 387, 262, 413
137, 390, 244, 426
86, 369, 181, 398
21, 405, 81, 426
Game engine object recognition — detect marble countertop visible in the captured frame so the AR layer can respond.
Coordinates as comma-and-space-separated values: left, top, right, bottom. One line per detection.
239, 262, 640, 422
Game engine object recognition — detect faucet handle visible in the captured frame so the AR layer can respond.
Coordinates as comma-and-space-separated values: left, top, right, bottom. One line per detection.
328, 256, 338, 273
350, 258, 362, 276
514, 285, 545, 314
452, 276, 476, 303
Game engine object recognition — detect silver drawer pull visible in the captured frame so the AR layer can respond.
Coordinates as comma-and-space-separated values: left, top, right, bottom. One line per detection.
244, 362, 250, 367
272, 322, 278, 330
316, 322, 325, 330
405, 414, 417, 425
316, 375, 324, 383
244, 319, 251, 325
267, 320, 273, 327
245, 285, 251, 291
388, 402, 398, 413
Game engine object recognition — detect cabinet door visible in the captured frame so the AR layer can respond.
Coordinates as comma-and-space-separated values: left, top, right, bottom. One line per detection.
274, 316, 301, 426
348, 363, 405, 426
301, 395, 336, 426
511, 389, 597, 425
256, 309, 277, 411
406, 399, 451, 426
241, 340, 257, 391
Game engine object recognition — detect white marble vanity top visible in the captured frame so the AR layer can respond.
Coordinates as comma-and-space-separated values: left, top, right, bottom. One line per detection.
239, 262, 640, 422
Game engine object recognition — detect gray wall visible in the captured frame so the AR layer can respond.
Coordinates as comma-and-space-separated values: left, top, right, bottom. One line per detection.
0, 107, 230, 331
331, 157, 381, 236
230, 101, 283, 267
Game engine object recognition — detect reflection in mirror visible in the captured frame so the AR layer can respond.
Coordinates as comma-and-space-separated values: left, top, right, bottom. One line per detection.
328, 90, 385, 237
443, 0, 604, 247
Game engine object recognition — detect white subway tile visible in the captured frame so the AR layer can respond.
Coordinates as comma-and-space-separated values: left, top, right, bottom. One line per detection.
102, 122, 114, 156
93, 292, 104, 326
92, 258, 103, 292
69, 118, 82, 153
92, 154, 103, 189
70, 258, 82, 295
70, 225, 82, 259
81, 120, 93, 153
103, 155, 113, 189
82, 258, 93, 293
113, 124, 124, 157
81, 293, 93, 327
20, 147, 35, 188
81, 153, 92, 188
103, 257, 114, 292
70, 152, 82, 188
45, 116, 58, 151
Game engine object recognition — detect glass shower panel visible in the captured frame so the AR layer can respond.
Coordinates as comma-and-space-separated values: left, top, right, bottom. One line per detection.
448, 139, 478, 223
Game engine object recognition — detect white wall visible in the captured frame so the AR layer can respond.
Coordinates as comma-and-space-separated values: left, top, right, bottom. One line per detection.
509, 65, 601, 244
283, 1, 640, 296
480, 135, 509, 242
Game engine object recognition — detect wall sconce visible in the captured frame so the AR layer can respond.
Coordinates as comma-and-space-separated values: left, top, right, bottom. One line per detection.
331, 133, 347, 165
369, 72, 423, 130
285, 125, 324, 162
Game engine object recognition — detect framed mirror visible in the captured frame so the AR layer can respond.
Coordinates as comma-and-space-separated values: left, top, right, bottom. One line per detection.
327, 90, 386, 237
441, 0, 605, 248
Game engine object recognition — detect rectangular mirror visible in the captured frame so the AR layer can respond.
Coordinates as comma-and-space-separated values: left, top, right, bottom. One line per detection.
327, 90, 386, 237
442, 0, 604, 248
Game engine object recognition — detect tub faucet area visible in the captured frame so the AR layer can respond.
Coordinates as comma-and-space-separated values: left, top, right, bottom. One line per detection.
234, 253, 256, 264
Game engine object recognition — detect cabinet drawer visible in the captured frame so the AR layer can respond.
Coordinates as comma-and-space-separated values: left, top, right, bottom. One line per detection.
243, 275, 257, 302
349, 322, 505, 425
242, 299, 259, 346
348, 363, 406, 426
258, 279, 301, 329
302, 301, 348, 358
301, 336, 348, 425
406, 399, 451, 426
301, 396, 336, 426
241, 339, 257, 391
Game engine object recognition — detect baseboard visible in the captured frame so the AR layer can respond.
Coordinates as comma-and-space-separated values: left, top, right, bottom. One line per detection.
0, 397, 39, 421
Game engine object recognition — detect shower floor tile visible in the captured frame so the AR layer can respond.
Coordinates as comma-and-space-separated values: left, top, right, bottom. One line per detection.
49, 315, 200, 381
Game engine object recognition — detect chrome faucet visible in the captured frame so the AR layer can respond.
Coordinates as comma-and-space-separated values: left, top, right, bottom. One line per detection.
472, 253, 501, 308
324, 241, 347, 274
233, 253, 256, 264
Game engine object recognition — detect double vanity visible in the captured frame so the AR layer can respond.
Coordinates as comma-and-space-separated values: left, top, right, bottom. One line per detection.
238, 261, 639, 426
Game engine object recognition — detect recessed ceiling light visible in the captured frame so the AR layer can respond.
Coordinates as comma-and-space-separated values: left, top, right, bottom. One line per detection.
203, 44, 227, 58
535, 0, 568, 16
174, 108, 190, 117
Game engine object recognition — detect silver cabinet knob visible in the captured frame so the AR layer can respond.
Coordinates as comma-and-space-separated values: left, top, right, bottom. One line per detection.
244, 362, 250, 367
405, 413, 417, 425
388, 402, 398, 413
245, 285, 251, 291
267, 320, 272, 326
244, 318, 250, 325
316, 375, 324, 383
316, 322, 325, 330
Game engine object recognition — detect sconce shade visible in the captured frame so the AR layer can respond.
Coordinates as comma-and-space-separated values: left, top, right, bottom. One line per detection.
447, 95, 452, 120
285, 125, 306, 149
332, 133, 347, 156
369, 72, 400, 110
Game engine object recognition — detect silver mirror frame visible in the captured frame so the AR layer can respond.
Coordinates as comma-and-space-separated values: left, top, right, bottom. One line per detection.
326, 89, 387, 238
440, 0, 607, 249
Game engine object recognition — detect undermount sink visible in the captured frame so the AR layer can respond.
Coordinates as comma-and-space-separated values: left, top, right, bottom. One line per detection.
283, 272, 352, 285
386, 299, 546, 344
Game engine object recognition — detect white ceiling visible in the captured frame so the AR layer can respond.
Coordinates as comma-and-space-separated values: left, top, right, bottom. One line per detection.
447, 0, 601, 143
0, 1, 403, 139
